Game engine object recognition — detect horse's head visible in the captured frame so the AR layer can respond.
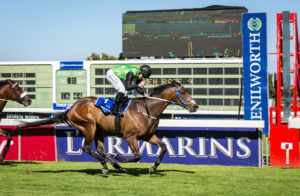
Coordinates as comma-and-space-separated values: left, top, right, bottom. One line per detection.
6, 80, 32, 106
171, 81, 198, 112
151, 81, 198, 113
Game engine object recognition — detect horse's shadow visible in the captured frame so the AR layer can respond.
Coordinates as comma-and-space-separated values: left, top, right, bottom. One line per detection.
34, 167, 195, 177
0, 161, 41, 167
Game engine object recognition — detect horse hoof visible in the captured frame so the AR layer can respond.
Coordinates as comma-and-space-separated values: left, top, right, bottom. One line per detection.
101, 168, 108, 175
149, 167, 156, 174
120, 168, 128, 174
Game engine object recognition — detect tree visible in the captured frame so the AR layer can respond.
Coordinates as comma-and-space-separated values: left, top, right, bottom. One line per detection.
268, 73, 276, 98
86, 52, 117, 60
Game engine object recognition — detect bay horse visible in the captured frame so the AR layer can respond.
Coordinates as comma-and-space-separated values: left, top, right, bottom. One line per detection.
19, 81, 198, 174
0, 79, 32, 161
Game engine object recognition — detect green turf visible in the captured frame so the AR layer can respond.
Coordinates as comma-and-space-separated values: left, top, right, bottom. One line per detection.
0, 161, 300, 196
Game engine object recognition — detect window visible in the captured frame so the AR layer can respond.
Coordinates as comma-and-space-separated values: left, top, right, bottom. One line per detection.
1, 73, 11, 77
193, 78, 207, 85
225, 68, 239, 75
193, 88, 207, 95
105, 88, 115, 94
224, 99, 241, 106
67, 77, 77, 84
24, 87, 35, 92
163, 68, 176, 75
209, 99, 223, 105
209, 88, 223, 95
224, 88, 239, 95
178, 68, 191, 75
193, 68, 207, 75
95, 78, 104, 84
209, 68, 223, 75
61, 93, 70, 100
25, 80, 35, 85
28, 95, 36, 99
225, 78, 239, 85
74, 92, 83, 99
95, 68, 104, 75
95, 88, 103, 94
209, 78, 223, 85
152, 68, 161, 75
194, 98, 207, 105
13, 73, 23, 78
25, 73, 36, 78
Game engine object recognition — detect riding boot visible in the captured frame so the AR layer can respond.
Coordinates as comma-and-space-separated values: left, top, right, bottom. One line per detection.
111, 92, 124, 116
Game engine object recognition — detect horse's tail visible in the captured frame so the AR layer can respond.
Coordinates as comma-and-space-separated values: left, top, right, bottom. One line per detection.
18, 109, 70, 130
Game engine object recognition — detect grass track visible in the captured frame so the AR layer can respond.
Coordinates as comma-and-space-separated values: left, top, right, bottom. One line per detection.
1, 161, 300, 195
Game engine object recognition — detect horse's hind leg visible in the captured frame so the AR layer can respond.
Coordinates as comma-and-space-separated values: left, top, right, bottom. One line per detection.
147, 134, 167, 174
82, 144, 108, 175
95, 132, 128, 173
0, 129, 12, 162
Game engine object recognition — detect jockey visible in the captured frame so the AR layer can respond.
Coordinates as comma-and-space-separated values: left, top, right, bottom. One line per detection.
106, 64, 152, 116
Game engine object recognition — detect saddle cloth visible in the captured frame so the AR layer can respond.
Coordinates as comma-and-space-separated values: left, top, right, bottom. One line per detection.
94, 97, 131, 116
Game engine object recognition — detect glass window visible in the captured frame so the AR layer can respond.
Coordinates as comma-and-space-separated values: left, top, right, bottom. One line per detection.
181, 78, 193, 85
224, 88, 239, 95
209, 99, 223, 105
74, 92, 83, 99
152, 68, 161, 75
13, 73, 23, 78
193, 78, 207, 85
28, 95, 36, 99
67, 77, 77, 84
163, 68, 176, 75
193, 88, 207, 95
95, 78, 103, 85
95, 68, 104, 75
194, 98, 207, 105
24, 87, 35, 92
1, 73, 11, 77
209, 68, 223, 75
25, 80, 35, 85
178, 68, 191, 75
105, 88, 115, 94
61, 93, 70, 100
25, 73, 36, 77
225, 99, 241, 106
209, 88, 223, 95
225, 68, 239, 75
209, 78, 223, 85
193, 68, 207, 75
225, 78, 239, 85
95, 88, 103, 94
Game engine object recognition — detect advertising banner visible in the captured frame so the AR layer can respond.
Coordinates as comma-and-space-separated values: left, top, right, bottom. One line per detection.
0, 126, 19, 161
56, 126, 261, 167
242, 13, 269, 135
21, 127, 56, 161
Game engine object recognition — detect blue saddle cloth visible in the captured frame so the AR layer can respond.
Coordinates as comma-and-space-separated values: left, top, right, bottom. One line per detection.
94, 97, 131, 116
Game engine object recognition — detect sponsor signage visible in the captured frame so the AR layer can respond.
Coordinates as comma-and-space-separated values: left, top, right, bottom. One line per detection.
60, 61, 83, 70
53, 103, 73, 110
56, 126, 262, 166
0, 127, 19, 161
242, 13, 269, 135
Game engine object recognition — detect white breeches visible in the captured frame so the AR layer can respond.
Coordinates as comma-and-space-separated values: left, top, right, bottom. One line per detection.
106, 69, 128, 96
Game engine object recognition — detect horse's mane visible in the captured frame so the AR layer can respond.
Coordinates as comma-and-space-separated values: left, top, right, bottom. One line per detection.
150, 80, 179, 96
0, 80, 9, 88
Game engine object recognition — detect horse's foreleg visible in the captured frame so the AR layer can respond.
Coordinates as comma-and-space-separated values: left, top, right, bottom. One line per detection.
112, 136, 141, 163
147, 134, 166, 174
0, 129, 12, 162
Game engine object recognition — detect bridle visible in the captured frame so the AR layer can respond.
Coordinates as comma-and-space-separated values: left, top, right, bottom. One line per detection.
0, 80, 28, 104
137, 84, 194, 119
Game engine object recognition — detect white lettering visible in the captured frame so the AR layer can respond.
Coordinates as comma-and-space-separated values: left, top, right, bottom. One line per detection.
178, 137, 196, 155
210, 138, 233, 158
237, 138, 251, 158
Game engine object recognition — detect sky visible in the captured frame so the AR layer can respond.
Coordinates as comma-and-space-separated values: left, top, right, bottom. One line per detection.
0, 0, 300, 73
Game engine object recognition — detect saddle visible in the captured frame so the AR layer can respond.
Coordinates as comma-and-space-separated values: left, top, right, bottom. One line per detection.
94, 97, 131, 116
94, 97, 132, 137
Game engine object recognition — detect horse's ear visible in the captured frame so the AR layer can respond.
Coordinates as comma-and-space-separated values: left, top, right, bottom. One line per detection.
171, 80, 177, 86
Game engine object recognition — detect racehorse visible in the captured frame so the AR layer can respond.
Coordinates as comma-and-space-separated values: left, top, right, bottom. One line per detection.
18, 81, 198, 174
0, 79, 32, 161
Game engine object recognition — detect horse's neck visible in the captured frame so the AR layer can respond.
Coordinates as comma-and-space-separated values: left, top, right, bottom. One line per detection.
148, 91, 174, 117
0, 85, 10, 113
